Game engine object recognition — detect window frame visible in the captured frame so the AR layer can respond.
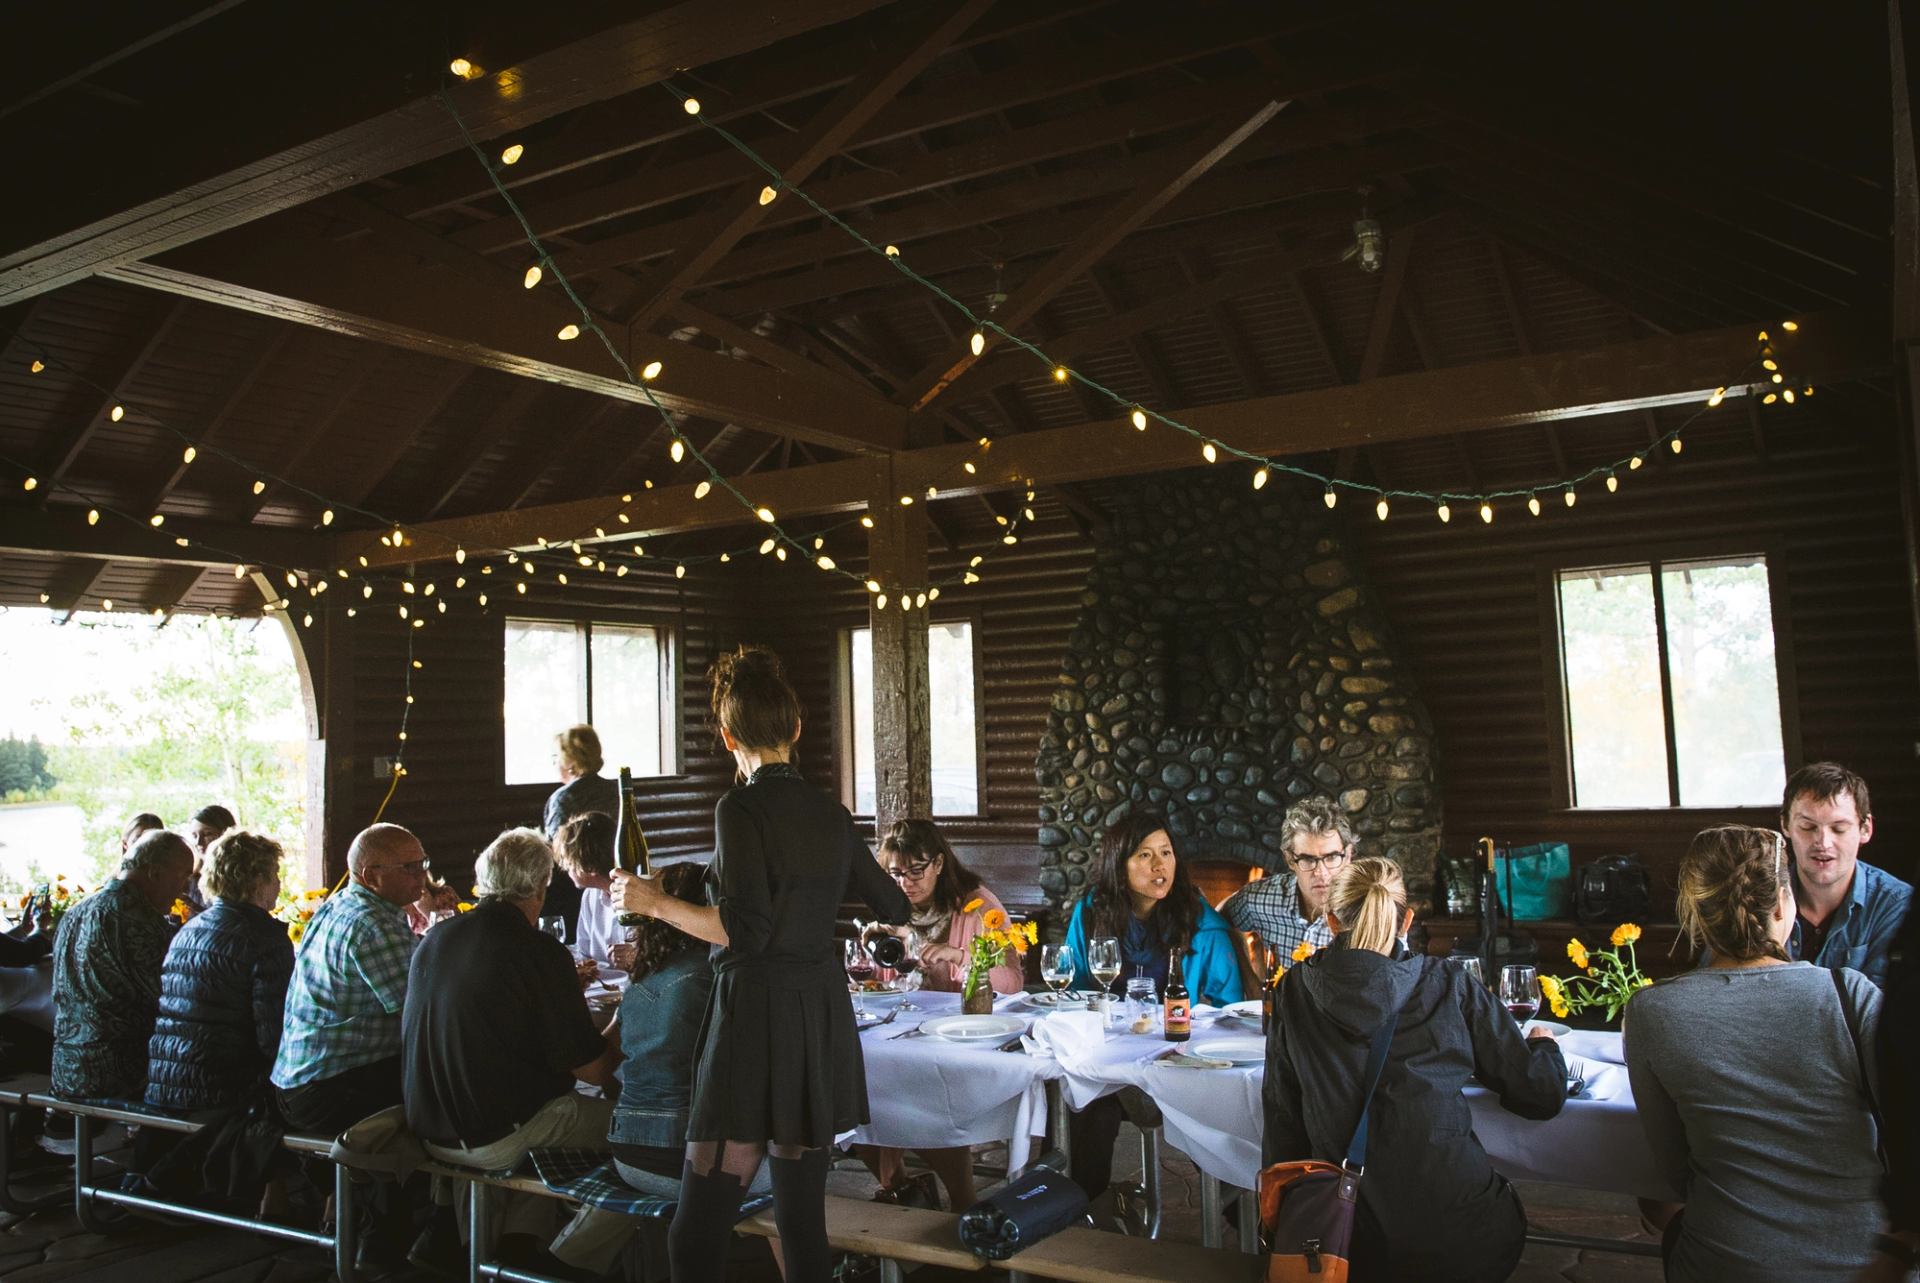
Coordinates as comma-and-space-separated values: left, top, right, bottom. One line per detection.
833, 605, 988, 820
1537, 537, 1801, 812
501, 608, 683, 785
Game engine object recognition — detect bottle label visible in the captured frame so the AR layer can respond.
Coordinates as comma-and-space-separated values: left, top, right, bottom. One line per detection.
1164, 997, 1191, 1039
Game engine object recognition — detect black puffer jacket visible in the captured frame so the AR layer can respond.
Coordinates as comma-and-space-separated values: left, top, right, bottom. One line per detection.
145, 900, 294, 1112
1264, 938, 1567, 1283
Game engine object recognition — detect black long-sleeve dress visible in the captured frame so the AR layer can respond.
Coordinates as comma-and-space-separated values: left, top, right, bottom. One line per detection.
687, 762, 911, 1149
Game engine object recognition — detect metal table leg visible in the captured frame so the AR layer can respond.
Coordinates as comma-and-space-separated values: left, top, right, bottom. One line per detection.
333, 1161, 357, 1283
1138, 1125, 1162, 1240
1046, 1080, 1070, 1168
1198, 1170, 1222, 1249
468, 1178, 490, 1283
1237, 1187, 1260, 1254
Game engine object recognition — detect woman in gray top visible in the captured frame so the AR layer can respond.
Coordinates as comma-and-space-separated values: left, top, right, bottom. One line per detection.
1626, 825, 1883, 1283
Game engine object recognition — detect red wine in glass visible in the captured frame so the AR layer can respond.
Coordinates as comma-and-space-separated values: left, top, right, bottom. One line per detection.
1505, 1000, 1539, 1022
846, 955, 875, 985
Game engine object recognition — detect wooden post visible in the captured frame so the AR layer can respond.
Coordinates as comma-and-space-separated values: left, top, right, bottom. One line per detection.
867, 468, 931, 839
1891, 0, 1920, 671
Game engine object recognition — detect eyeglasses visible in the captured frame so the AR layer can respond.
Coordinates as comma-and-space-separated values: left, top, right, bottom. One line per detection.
885, 861, 934, 881
374, 859, 428, 875
1286, 849, 1351, 873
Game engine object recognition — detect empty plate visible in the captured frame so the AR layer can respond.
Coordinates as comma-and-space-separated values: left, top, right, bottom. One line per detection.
920, 1014, 1027, 1042
1217, 1000, 1265, 1022
1525, 1020, 1572, 1038
1187, 1036, 1266, 1066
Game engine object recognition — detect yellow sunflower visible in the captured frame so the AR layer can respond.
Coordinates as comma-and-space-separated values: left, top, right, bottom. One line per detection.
1610, 923, 1642, 948
1567, 939, 1590, 971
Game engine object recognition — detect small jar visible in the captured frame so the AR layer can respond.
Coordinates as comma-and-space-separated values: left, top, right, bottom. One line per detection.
1124, 976, 1159, 1035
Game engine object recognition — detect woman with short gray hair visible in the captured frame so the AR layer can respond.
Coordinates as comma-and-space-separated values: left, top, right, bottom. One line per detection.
474, 827, 560, 904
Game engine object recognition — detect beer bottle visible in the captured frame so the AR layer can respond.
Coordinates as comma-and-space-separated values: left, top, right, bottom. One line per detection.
1163, 949, 1191, 1042
613, 767, 653, 926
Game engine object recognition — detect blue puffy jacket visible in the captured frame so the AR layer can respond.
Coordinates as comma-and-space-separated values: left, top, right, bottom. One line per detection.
145, 900, 294, 1112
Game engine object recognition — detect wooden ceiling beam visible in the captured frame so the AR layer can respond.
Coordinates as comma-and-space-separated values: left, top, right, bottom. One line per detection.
142, 325, 299, 513
1357, 227, 1415, 381
1484, 232, 1570, 474
341, 309, 1886, 568
108, 212, 910, 454
0, 0, 901, 304
341, 364, 478, 510
618, 0, 994, 334
1289, 269, 1349, 384
0, 1, 250, 123
0, 505, 329, 569
665, 302, 886, 399
1088, 266, 1181, 409
238, 356, 381, 523
1177, 248, 1269, 398
420, 381, 548, 519
897, 99, 1286, 411
51, 560, 113, 623
151, 564, 210, 615
36, 299, 188, 499
503, 401, 630, 511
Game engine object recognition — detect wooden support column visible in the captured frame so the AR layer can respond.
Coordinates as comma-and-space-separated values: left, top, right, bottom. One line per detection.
1891, 0, 1920, 671
867, 471, 931, 838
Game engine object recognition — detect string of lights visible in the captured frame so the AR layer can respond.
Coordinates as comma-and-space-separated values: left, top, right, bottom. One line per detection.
655, 79, 1818, 524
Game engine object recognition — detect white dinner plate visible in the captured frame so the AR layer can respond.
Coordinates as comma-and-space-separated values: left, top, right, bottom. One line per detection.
1186, 1036, 1266, 1066
1525, 1020, 1572, 1038
1217, 1000, 1264, 1021
920, 1014, 1027, 1042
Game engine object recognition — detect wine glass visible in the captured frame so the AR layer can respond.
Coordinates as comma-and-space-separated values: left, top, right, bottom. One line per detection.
1452, 955, 1485, 990
845, 936, 875, 1015
539, 915, 568, 946
1087, 937, 1122, 1021
1040, 944, 1075, 1001
1500, 964, 1540, 1025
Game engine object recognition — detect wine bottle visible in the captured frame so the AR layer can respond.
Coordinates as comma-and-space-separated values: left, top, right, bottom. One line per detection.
867, 934, 907, 969
1163, 949, 1191, 1042
613, 767, 653, 927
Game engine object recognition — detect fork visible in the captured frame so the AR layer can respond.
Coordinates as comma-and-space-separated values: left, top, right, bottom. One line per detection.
888, 1023, 928, 1040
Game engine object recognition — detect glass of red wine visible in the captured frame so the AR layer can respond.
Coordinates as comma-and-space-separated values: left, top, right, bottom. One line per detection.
1500, 964, 1540, 1025
845, 937, 876, 1015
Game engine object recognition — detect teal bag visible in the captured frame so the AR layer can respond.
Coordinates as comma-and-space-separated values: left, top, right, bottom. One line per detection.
1494, 842, 1572, 921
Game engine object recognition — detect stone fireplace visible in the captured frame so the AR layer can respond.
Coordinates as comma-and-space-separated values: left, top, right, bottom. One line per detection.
1034, 474, 1443, 912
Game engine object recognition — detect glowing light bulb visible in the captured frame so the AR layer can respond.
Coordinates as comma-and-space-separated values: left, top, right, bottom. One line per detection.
927, 485, 937, 499
455, 547, 466, 564
1629, 455, 1644, 470
149, 514, 165, 527
1131, 408, 1147, 431
1672, 433, 1686, 450
1707, 387, 1726, 407
251, 479, 266, 495
758, 185, 778, 206
499, 143, 524, 166
683, 97, 701, 115
1052, 366, 1069, 383
969, 331, 985, 357
1606, 473, 1619, 493
110, 405, 124, 422
20, 477, 35, 491
478, 593, 488, 606
1202, 442, 1217, 464
1528, 494, 1542, 517
915, 593, 927, 608
759, 538, 775, 555
1253, 467, 1269, 490
899, 494, 913, 506
181, 445, 196, 464
817, 555, 835, 571
1479, 501, 1493, 524
866, 580, 881, 594
694, 480, 712, 500
963, 462, 976, 474
87, 508, 98, 525
642, 360, 662, 381
1782, 320, 1799, 332
101, 599, 113, 611
860, 515, 874, 528
670, 437, 686, 463
1436, 503, 1451, 523
1376, 496, 1389, 521
1763, 392, 1778, 405
1762, 358, 1779, 372
884, 245, 900, 257
755, 507, 774, 523
1324, 488, 1337, 509
29, 360, 43, 374
449, 57, 475, 78
775, 547, 787, 561
557, 324, 580, 341
876, 594, 888, 610
524, 264, 543, 289
321, 508, 334, 526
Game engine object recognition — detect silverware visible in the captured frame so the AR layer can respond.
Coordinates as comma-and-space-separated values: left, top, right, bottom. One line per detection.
888, 1023, 927, 1040
996, 1036, 1027, 1053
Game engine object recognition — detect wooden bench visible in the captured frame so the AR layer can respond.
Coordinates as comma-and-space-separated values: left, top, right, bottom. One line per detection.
997, 1225, 1256, 1283
737, 1194, 987, 1283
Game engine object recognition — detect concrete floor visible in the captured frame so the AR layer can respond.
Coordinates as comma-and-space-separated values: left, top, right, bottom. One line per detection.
0, 1123, 1661, 1281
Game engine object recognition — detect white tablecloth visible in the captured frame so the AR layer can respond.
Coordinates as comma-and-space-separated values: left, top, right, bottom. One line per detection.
1023, 1008, 1670, 1200
0, 959, 53, 1032
851, 991, 1062, 1174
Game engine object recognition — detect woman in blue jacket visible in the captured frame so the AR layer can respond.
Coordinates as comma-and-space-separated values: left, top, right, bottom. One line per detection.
1062, 810, 1242, 1200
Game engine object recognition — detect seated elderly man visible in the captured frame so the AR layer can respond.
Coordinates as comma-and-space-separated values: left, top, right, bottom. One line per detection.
404, 827, 625, 1277
271, 823, 428, 1133
52, 830, 194, 1100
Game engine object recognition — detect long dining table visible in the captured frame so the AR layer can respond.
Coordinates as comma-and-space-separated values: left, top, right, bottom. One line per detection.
854, 992, 1671, 1250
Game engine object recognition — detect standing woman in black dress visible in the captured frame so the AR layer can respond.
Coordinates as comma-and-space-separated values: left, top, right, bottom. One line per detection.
613, 644, 910, 1282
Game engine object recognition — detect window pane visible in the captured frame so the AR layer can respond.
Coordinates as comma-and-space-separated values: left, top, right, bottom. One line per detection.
851, 627, 875, 815
1558, 566, 1669, 807
505, 620, 584, 785
590, 624, 664, 777
929, 621, 979, 814
1662, 557, 1785, 806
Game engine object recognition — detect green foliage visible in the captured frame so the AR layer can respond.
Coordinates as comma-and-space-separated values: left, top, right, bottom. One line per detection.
0, 734, 57, 799
40, 618, 306, 890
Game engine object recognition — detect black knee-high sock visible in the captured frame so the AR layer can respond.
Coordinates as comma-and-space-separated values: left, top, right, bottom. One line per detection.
768, 1150, 832, 1283
668, 1162, 745, 1283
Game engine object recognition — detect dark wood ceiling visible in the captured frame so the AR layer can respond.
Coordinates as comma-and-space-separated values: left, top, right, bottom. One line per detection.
0, 0, 1896, 615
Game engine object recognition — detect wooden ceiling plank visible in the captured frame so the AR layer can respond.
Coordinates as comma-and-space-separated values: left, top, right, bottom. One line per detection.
1485, 233, 1570, 474
504, 401, 629, 511
341, 363, 478, 509
143, 325, 299, 514
151, 564, 209, 614
39, 299, 189, 497
107, 213, 910, 454
0, 1, 252, 122
0, 0, 901, 304
343, 309, 1886, 568
52, 560, 113, 623
620, 0, 995, 334
1088, 266, 1181, 409
238, 356, 381, 523
899, 98, 1286, 411
1357, 227, 1415, 382
666, 301, 886, 400
420, 381, 548, 520
1289, 269, 1349, 384
1178, 248, 1268, 397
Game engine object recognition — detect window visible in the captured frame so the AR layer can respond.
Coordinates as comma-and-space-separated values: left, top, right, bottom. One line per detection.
503, 618, 672, 784
1554, 555, 1785, 808
845, 620, 981, 815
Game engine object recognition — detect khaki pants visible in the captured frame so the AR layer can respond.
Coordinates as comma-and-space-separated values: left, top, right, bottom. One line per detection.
424, 1093, 634, 1272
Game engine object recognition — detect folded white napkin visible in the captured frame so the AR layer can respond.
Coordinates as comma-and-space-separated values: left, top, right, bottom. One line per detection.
1021, 1010, 1106, 1062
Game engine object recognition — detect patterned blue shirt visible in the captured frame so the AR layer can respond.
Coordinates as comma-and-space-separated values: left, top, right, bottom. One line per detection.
1788, 859, 1913, 987
271, 880, 417, 1089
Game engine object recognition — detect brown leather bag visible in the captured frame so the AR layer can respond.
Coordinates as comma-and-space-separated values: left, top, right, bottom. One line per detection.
1258, 1010, 1397, 1282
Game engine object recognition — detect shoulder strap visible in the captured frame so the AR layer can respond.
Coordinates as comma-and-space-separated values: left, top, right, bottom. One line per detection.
1831, 967, 1888, 1170
1343, 1010, 1400, 1171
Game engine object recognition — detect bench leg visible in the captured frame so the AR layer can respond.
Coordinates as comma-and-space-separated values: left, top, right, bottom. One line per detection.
333, 1161, 357, 1283
0, 1106, 61, 1215
468, 1177, 490, 1283
1046, 1081, 1070, 1169
1198, 1171, 1222, 1250
1237, 1188, 1260, 1255
1137, 1125, 1162, 1240
878, 1260, 904, 1283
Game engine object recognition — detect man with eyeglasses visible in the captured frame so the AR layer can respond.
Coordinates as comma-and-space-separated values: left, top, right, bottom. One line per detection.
1219, 798, 1351, 980
273, 823, 431, 1135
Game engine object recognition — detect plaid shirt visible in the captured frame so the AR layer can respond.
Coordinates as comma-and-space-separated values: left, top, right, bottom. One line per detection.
1219, 872, 1334, 958
271, 880, 417, 1089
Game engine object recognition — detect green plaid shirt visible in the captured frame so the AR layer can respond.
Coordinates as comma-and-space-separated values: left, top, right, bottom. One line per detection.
1219, 872, 1335, 958
270, 880, 416, 1089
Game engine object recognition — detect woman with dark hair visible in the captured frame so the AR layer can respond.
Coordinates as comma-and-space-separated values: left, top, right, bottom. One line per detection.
855, 819, 1023, 1210
1626, 825, 1883, 1282
1266, 857, 1565, 1282
1062, 811, 1243, 1204
614, 644, 910, 1283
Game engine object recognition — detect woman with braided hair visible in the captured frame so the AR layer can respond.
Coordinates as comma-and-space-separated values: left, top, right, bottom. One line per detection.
1625, 824, 1885, 1282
